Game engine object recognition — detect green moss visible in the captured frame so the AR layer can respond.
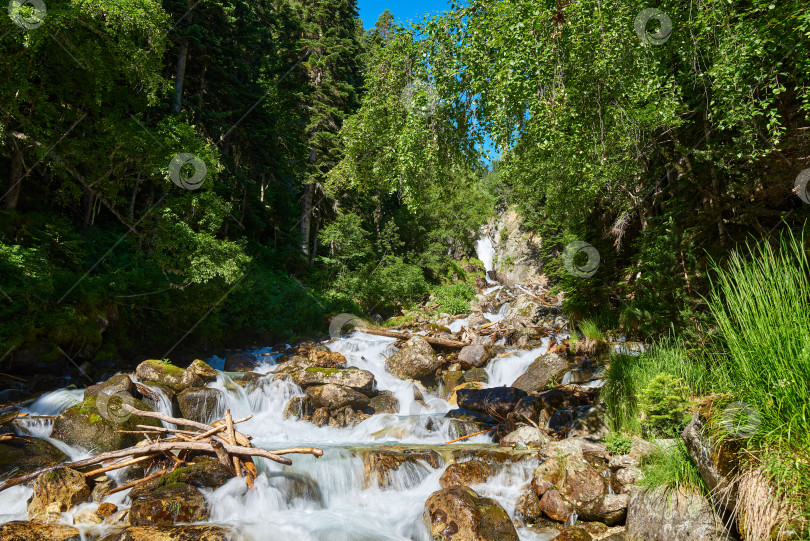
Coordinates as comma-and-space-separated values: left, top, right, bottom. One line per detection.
89, 414, 103, 424
77, 395, 98, 414
305, 367, 340, 375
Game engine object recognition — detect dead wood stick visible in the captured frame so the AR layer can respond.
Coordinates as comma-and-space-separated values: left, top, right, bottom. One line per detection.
122, 404, 251, 432
0, 441, 321, 491
480, 320, 499, 330
210, 439, 235, 473
190, 425, 228, 441
135, 425, 201, 436
83, 454, 159, 477
243, 456, 257, 490
225, 410, 243, 478
0, 372, 26, 383
356, 327, 469, 348
444, 428, 497, 444
105, 468, 167, 496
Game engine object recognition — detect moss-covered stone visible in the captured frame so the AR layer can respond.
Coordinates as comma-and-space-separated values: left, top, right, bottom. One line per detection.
423, 486, 519, 541
135, 360, 203, 392
51, 396, 161, 452
0, 438, 68, 479
0, 521, 81, 541
129, 482, 209, 526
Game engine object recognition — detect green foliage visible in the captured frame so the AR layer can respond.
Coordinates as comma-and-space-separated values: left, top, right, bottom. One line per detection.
639, 373, 692, 439
431, 282, 477, 316
641, 441, 710, 496
605, 432, 634, 456
578, 320, 604, 341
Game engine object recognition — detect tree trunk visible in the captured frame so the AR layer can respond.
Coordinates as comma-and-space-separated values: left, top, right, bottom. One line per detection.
3, 145, 24, 211
300, 182, 313, 256
172, 40, 189, 114
82, 186, 95, 226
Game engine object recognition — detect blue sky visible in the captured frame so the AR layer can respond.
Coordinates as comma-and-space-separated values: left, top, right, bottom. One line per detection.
357, 0, 450, 30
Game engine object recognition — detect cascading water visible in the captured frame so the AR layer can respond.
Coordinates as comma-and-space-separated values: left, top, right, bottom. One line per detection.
475, 227, 497, 283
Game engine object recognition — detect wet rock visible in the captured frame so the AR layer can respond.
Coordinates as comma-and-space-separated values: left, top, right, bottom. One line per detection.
84, 374, 136, 398
500, 426, 549, 448
369, 391, 399, 414
311, 407, 330, 426
615, 467, 643, 491
97, 502, 119, 519
90, 474, 114, 502
512, 396, 548, 426
461, 367, 489, 384
135, 360, 203, 392
446, 408, 496, 425
609, 455, 640, 469
177, 387, 224, 424
540, 489, 575, 522
506, 294, 544, 322
568, 405, 609, 441
441, 371, 465, 398
283, 396, 313, 420
0, 521, 81, 541
439, 459, 491, 488
554, 527, 593, 541
363, 450, 426, 489
51, 396, 161, 452
456, 386, 528, 419
447, 382, 485, 406
457, 344, 493, 369
73, 508, 104, 525
515, 486, 543, 523
626, 486, 729, 541
306, 384, 370, 411
307, 348, 347, 366
187, 359, 219, 383
28, 468, 91, 523
424, 486, 519, 541
681, 413, 738, 509
129, 483, 208, 526
468, 312, 489, 327
579, 494, 629, 526
385, 336, 441, 380
328, 405, 368, 428
223, 352, 259, 372
531, 444, 607, 517
0, 437, 68, 478
285, 367, 376, 395
98, 525, 237, 541
145, 457, 234, 491
403, 449, 442, 469
548, 409, 578, 431
511, 353, 569, 393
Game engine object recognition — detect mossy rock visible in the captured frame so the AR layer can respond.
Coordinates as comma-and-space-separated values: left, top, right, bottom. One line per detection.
129, 482, 209, 526
84, 374, 136, 398
51, 396, 161, 452
177, 387, 224, 424
423, 486, 519, 541
134, 458, 233, 495
97, 525, 237, 541
0, 438, 69, 479
0, 521, 81, 541
135, 360, 203, 393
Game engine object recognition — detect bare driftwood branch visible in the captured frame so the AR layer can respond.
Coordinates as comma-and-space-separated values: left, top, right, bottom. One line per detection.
356, 327, 469, 348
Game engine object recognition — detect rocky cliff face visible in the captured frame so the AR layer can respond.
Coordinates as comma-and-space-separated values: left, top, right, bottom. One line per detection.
485, 208, 545, 286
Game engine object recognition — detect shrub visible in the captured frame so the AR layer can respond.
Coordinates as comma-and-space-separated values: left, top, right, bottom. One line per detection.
432, 282, 476, 315
641, 440, 709, 495
605, 432, 634, 455
639, 373, 691, 438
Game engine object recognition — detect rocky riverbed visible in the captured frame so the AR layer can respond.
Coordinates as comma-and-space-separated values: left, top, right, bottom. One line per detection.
0, 247, 730, 541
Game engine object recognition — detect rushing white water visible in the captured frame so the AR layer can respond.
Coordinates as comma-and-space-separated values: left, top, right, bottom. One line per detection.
485, 343, 548, 388
475, 229, 497, 283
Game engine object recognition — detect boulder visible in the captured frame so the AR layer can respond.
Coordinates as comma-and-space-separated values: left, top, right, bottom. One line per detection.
448, 382, 485, 406
439, 459, 491, 488
446, 408, 496, 425
327, 405, 368, 428
84, 374, 136, 398
500, 426, 549, 448
579, 494, 629, 526
515, 486, 542, 523
625, 486, 729, 541
385, 336, 441, 380
615, 467, 643, 491
285, 367, 376, 395
0, 438, 68, 478
0, 521, 81, 541
223, 352, 259, 372
456, 386, 527, 419
457, 345, 493, 369
568, 405, 609, 441
363, 450, 426, 489
531, 447, 607, 517
368, 392, 399, 414
511, 353, 568, 393
311, 407, 330, 426
441, 371, 465, 398
306, 384, 370, 411
461, 368, 489, 384
135, 360, 203, 392
554, 527, 593, 541
51, 396, 161, 452
681, 413, 738, 509
468, 312, 489, 328
187, 360, 219, 383
177, 387, 224, 424
73, 508, 103, 525
27, 468, 91, 523
143, 458, 234, 491
265, 471, 324, 506
424, 486, 519, 541
539, 489, 575, 522
129, 483, 209, 526
283, 396, 313, 420
506, 294, 543, 323
97, 526, 237, 541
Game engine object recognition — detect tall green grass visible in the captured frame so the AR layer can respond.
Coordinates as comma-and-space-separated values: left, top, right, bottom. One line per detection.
578, 319, 604, 341
641, 440, 710, 495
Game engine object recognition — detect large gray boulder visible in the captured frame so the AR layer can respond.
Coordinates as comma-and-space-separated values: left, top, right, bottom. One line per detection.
306, 384, 370, 410
135, 360, 203, 393
511, 353, 569, 392
457, 344, 493, 369
285, 367, 376, 395
424, 486, 519, 541
385, 336, 441, 380
177, 387, 224, 424
626, 486, 729, 541
681, 413, 738, 509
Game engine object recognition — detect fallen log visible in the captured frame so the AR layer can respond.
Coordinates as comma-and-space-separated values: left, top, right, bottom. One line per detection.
0, 441, 323, 491
356, 327, 469, 348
